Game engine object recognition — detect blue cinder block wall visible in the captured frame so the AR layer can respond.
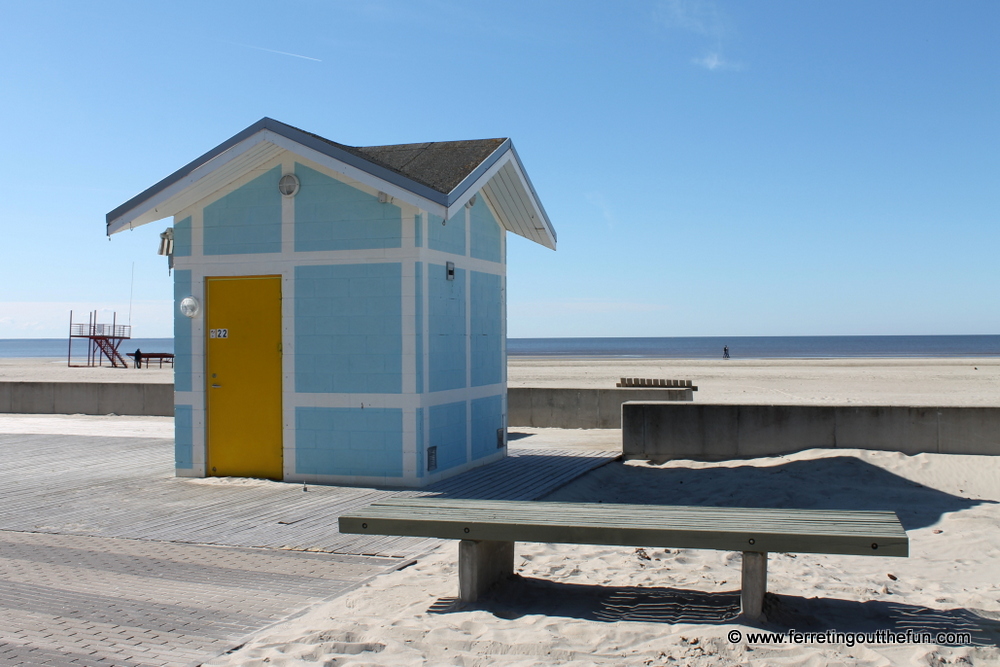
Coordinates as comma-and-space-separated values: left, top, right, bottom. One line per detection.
170, 155, 507, 486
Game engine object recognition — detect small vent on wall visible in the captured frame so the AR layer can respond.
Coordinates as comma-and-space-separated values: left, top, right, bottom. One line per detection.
427, 446, 438, 471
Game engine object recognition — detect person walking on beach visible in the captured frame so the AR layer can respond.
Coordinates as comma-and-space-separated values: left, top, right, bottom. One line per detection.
723, 345, 730, 360
134, 348, 143, 369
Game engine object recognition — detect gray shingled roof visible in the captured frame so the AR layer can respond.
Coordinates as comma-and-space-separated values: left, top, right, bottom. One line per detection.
292, 124, 507, 195
354, 140, 507, 194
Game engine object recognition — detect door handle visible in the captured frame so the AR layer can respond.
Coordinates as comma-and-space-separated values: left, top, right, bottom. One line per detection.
211, 384, 222, 388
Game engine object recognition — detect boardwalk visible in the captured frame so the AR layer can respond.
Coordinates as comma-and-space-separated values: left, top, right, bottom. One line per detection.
0, 424, 617, 665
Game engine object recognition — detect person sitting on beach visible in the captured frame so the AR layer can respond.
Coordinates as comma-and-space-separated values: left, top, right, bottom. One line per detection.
134, 348, 142, 369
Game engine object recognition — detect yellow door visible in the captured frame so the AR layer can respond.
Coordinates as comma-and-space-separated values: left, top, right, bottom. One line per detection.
206, 275, 283, 479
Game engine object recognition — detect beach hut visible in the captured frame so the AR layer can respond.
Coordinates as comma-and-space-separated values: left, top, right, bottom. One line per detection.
106, 118, 556, 487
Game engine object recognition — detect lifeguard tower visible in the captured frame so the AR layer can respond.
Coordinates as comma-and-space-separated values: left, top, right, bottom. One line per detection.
67, 310, 131, 368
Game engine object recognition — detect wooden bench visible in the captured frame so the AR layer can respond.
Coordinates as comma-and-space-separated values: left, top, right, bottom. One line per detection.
126, 352, 175, 368
339, 498, 908, 620
617, 378, 698, 390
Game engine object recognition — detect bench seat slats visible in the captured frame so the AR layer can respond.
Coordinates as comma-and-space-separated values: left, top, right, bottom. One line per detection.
361, 506, 902, 531
360, 500, 906, 530
370, 498, 902, 518
339, 499, 908, 558
345, 513, 904, 540
355, 514, 900, 535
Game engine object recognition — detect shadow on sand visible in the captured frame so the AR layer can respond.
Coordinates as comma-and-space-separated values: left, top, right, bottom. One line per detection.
423, 451, 1000, 647
429, 577, 1000, 647
429, 576, 739, 624
541, 454, 997, 531
763, 592, 1000, 647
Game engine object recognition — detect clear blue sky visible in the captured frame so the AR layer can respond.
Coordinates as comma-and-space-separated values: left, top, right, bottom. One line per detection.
1, 1, 996, 338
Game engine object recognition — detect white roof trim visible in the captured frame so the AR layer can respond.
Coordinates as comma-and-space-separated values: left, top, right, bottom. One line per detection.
107, 133, 273, 235
108, 132, 451, 235
107, 119, 555, 250
445, 149, 556, 249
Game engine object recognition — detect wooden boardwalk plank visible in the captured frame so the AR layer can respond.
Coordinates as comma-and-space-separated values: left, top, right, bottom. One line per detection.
0, 433, 618, 559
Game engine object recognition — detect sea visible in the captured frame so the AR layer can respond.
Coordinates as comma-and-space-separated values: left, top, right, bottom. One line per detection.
508, 335, 1000, 358
2, 335, 999, 360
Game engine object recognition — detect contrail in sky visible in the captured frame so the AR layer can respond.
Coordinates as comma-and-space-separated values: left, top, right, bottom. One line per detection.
232, 43, 322, 62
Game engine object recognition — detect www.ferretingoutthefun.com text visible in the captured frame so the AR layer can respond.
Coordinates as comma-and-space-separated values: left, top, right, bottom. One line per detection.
728, 629, 972, 647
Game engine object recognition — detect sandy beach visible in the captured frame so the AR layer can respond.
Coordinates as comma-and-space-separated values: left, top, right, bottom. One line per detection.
3, 356, 999, 665
201, 357, 1000, 666
0, 357, 174, 383
509, 356, 1000, 406
198, 445, 1000, 666
3, 356, 999, 406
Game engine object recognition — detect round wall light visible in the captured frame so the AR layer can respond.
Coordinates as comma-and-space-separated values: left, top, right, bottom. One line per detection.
179, 296, 200, 318
278, 173, 300, 197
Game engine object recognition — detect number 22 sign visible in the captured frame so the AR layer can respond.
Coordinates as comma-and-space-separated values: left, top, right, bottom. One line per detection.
209, 329, 229, 339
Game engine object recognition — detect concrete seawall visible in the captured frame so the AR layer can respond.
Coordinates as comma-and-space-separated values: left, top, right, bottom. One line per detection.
622, 402, 1000, 459
508, 387, 692, 429
0, 382, 174, 417
0, 384, 691, 427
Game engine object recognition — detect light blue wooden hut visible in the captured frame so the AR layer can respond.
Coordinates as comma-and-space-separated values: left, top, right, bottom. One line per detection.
106, 118, 556, 487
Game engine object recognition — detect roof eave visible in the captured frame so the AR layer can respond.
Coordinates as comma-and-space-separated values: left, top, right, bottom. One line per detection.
107, 118, 268, 234
106, 119, 556, 251
438, 142, 555, 250
442, 138, 512, 208
508, 143, 557, 249
106, 117, 454, 235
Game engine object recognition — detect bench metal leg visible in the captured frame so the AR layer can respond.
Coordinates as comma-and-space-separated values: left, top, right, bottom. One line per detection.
741, 551, 767, 621
459, 540, 514, 602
